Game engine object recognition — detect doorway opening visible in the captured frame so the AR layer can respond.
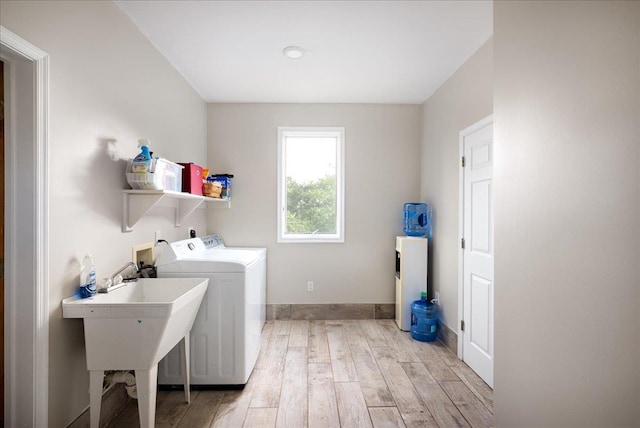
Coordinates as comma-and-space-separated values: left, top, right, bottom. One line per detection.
0, 26, 50, 426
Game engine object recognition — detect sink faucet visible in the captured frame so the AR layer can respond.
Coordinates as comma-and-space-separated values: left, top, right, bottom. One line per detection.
98, 262, 140, 294
112, 261, 139, 283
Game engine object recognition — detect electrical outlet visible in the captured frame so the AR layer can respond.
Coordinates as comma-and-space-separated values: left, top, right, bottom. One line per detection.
434, 291, 440, 305
155, 230, 162, 242
307, 281, 314, 292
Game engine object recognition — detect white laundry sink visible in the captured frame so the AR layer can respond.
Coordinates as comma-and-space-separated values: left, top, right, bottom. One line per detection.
62, 277, 208, 428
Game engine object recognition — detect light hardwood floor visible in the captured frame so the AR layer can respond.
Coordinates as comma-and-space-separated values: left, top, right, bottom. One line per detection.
107, 320, 493, 427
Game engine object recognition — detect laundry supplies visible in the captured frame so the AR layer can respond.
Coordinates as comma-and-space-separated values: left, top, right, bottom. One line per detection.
131, 145, 152, 173
78, 253, 97, 299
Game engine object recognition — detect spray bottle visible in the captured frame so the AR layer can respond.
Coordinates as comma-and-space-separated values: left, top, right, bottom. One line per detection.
131, 145, 152, 173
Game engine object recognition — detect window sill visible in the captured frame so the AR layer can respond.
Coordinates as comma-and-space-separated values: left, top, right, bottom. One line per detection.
278, 236, 344, 244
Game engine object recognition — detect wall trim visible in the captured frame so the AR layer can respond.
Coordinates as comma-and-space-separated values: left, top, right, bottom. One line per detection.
0, 25, 50, 427
437, 320, 458, 355
266, 303, 395, 321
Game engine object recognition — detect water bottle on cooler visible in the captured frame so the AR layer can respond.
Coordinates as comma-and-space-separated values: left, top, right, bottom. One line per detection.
403, 203, 431, 238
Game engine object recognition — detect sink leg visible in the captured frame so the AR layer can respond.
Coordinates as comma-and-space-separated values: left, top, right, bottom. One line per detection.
180, 334, 191, 404
135, 365, 158, 428
89, 370, 104, 428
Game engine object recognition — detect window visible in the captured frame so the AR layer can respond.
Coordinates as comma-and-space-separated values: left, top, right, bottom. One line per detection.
277, 127, 345, 243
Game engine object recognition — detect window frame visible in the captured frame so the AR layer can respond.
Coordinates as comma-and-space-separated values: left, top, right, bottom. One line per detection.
277, 126, 345, 243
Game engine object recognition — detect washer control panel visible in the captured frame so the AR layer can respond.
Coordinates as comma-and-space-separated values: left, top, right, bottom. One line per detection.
201, 234, 225, 249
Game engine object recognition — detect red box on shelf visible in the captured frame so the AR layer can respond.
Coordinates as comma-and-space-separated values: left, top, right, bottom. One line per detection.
178, 163, 204, 195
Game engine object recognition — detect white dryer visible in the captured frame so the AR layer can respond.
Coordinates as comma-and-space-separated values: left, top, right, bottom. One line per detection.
155, 234, 266, 386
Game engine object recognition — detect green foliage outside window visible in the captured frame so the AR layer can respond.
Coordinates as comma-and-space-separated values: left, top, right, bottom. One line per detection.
286, 175, 337, 234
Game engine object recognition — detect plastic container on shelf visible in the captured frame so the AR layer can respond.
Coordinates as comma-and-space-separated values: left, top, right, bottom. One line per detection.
403, 203, 432, 238
178, 162, 204, 195
126, 158, 183, 192
410, 292, 438, 342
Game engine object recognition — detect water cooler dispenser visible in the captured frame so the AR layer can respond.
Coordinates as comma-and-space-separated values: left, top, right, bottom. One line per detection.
395, 236, 428, 331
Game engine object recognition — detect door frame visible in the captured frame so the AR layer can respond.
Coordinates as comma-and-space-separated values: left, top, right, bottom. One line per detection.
0, 26, 49, 427
457, 114, 493, 359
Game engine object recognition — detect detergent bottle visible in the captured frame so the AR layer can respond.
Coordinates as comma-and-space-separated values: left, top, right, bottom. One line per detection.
131, 145, 152, 173
78, 254, 97, 299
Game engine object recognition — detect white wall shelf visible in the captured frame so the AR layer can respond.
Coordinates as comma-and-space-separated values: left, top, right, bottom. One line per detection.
122, 190, 230, 232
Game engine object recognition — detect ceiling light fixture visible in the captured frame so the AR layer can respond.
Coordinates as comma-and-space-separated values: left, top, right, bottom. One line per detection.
283, 46, 304, 59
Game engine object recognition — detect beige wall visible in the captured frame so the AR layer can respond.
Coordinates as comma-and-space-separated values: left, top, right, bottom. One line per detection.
494, 1, 640, 425
420, 39, 493, 331
207, 103, 421, 304
1, 1, 207, 426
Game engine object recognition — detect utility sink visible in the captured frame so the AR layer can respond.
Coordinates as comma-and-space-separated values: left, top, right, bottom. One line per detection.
63, 277, 209, 428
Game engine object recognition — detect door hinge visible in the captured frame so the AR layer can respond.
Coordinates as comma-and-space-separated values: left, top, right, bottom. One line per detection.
461, 238, 465, 249
461, 320, 465, 332
461, 156, 466, 167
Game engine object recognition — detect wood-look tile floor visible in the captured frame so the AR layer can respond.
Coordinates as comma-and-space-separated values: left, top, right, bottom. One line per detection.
107, 320, 493, 427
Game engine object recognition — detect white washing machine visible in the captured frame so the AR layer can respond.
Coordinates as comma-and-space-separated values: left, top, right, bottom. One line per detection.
155, 234, 266, 386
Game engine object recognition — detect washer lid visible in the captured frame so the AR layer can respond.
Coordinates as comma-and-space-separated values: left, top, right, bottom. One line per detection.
156, 241, 266, 273
178, 248, 262, 264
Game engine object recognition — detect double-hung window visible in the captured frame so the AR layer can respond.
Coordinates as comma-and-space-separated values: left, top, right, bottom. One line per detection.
277, 127, 345, 243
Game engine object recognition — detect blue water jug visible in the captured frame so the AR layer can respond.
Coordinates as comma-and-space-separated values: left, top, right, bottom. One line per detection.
411, 292, 438, 342
403, 203, 431, 238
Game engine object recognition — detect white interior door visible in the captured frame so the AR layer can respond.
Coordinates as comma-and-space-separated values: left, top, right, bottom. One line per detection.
461, 117, 494, 387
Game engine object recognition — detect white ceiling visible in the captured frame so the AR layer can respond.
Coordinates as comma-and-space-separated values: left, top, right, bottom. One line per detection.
115, 1, 492, 104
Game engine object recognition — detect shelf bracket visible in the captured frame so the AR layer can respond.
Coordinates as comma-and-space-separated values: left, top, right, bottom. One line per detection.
122, 192, 165, 232
175, 198, 205, 227
122, 190, 230, 232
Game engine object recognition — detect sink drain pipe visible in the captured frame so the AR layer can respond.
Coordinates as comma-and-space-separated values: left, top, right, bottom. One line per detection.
105, 371, 138, 399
